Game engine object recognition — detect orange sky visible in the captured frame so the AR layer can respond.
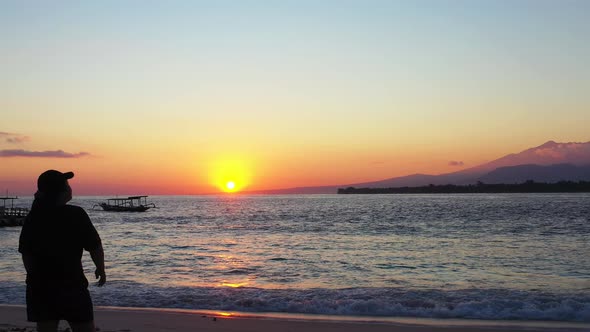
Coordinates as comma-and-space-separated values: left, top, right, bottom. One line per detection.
1, 2, 589, 195
1, 134, 586, 195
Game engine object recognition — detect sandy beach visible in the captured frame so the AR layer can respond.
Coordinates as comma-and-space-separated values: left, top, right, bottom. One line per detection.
1, 305, 588, 332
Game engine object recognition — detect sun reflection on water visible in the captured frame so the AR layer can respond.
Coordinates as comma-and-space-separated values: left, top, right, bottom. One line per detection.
220, 281, 249, 288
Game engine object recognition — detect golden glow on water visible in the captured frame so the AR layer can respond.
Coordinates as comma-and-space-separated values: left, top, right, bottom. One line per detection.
216, 312, 234, 317
210, 253, 254, 288
220, 281, 249, 288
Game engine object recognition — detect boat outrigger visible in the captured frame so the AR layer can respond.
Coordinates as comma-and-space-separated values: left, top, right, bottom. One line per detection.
93, 196, 156, 212
1, 196, 29, 227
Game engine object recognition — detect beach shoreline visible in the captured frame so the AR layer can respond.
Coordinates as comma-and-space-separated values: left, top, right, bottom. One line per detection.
1, 305, 589, 332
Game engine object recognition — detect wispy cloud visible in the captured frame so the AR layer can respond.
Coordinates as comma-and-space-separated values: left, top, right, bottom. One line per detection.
448, 160, 464, 167
6, 136, 30, 143
0, 131, 29, 144
0, 149, 90, 158
1, 132, 91, 158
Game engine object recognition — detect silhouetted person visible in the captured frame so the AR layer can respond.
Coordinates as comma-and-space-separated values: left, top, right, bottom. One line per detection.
19, 170, 106, 332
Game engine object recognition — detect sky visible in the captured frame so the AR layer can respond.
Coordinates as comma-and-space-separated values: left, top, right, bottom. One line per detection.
1, 0, 589, 195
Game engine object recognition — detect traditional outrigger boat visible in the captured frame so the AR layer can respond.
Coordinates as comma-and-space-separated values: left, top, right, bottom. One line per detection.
0, 196, 29, 227
93, 196, 156, 212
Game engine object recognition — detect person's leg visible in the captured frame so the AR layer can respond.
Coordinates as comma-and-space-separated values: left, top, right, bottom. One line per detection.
63, 287, 96, 332
36, 320, 59, 332
68, 320, 96, 332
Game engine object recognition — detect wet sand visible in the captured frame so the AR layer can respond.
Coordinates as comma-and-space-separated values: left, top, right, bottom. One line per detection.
1, 305, 588, 332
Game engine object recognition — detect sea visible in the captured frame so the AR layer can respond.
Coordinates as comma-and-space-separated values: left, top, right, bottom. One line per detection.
1, 194, 589, 322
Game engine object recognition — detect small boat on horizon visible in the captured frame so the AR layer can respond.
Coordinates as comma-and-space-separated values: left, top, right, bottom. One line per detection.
93, 195, 156, 212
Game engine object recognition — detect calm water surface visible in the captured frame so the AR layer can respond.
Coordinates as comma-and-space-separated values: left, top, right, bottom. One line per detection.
1, 194, 589, 321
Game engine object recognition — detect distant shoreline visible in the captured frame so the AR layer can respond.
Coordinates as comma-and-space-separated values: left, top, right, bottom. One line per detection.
338, 181, 590, 194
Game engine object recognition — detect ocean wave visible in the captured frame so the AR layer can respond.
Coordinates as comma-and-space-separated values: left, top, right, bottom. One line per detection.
2, 282, 589, 322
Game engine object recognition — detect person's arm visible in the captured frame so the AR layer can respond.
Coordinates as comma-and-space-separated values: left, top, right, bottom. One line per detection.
77, 206, 106, 286
90, 244, 106, 286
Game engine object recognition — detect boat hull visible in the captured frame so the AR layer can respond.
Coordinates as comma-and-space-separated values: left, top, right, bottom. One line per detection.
0, 216, 25, 227
98, 203, 151, 212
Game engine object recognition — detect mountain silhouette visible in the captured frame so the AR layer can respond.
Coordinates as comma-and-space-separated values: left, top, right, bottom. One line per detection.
248, 140, 590, 194
468, 140, 590, 173
477, 164, 590, 184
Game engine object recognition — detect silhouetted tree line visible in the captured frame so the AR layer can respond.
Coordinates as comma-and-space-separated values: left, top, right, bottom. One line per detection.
337, 180, 590, 194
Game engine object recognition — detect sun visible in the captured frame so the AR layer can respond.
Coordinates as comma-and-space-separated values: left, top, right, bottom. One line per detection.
209, 157, 252, 193
225, 181, 236, 191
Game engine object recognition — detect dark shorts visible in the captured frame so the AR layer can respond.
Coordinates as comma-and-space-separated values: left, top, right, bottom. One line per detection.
26, 285, 94, 323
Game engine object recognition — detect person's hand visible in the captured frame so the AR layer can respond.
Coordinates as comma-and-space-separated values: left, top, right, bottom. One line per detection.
95, 268, 106, 287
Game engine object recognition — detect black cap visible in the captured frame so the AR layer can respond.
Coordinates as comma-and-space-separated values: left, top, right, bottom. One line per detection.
37, 170, 74, 194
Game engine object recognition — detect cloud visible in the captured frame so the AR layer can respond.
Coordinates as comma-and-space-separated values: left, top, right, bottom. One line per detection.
6, 136, 30, 143
0, 131, 29, 144
0, 149, 90, 158
448, 160, 464, 167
